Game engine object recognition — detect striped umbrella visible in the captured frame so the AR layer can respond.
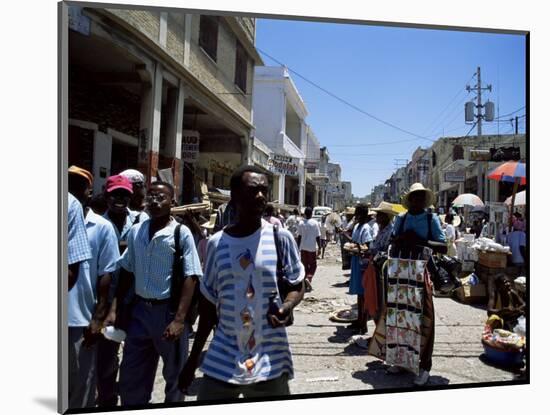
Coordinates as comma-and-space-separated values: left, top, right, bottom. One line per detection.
487, 161, 526, 185
488, 161, 526, 227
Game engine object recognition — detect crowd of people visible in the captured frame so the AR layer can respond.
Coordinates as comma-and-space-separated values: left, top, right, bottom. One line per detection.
67, 163, 527, 409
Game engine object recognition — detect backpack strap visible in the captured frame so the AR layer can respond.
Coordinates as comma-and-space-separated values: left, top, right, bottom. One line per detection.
174, 223, 182, 257
427, 212, 433, 241
170, 224, 183, 311
273, 225, 285, 279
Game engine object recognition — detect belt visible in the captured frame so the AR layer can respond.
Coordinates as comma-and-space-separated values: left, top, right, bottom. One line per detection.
136, 295, 171, 306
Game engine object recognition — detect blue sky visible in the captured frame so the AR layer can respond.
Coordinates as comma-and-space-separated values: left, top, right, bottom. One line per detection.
255, 18, 526, 197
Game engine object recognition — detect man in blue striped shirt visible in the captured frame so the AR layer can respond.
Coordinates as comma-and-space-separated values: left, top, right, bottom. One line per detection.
68, 189, 92, 291
116, 181, 203, 405
178, 165, 305, 400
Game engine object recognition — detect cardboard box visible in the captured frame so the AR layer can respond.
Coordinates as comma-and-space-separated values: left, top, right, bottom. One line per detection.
454, 283, 487, 304
478, 251, 508, 269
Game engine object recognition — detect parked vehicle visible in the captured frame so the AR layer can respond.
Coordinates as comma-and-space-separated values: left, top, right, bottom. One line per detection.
312, 206, 333, 222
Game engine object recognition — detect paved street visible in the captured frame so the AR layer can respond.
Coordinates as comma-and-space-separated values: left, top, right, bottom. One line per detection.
150, 242, 522, 403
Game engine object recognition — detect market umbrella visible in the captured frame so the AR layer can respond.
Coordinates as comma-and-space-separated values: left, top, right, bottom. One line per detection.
505, 190, 526, 206
487, 161, 526, 185
488, 161, 526, 227
452, 193, 485, 207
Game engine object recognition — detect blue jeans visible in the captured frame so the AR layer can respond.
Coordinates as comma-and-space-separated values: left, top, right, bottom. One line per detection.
119, 299, 190, 405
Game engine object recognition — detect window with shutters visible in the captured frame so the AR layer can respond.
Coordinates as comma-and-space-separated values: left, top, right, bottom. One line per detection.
199, 16, 218, 62
453, 145, 464, 161
235, 41, 248, 92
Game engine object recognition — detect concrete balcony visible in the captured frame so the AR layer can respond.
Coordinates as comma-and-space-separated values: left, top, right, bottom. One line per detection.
281, 132, 304, 159
234, 17, 255, 43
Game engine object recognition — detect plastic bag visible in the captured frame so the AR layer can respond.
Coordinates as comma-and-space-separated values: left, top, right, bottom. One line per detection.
513, 316, 526, 337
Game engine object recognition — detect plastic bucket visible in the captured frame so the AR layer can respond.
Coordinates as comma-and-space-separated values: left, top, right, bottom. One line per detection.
482, 343, 523, 367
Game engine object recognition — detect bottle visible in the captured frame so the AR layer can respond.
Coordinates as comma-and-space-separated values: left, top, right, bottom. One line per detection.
267, 291, 280, 325
102, 326, 127, 343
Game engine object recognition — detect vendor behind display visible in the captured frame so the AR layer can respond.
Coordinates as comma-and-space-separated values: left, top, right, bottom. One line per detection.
506, 219, 526, 276
487, 275, 525, 330
392, 183, 447, 257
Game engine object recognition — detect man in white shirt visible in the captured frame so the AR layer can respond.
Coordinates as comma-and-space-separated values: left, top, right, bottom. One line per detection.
297, 207, 321, 292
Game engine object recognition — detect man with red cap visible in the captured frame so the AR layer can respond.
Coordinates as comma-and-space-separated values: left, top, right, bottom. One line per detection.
96, 174, 148, 407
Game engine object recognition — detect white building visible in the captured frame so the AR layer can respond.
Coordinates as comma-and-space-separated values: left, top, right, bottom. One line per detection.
326, 162, 346, 210
252, 66, 308, 206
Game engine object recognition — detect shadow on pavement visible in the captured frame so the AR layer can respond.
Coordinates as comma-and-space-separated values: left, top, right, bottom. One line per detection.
351, 361, 451, 389
331, 281, 350, 288
351, 361, 415, 389
327, 325, 354, 344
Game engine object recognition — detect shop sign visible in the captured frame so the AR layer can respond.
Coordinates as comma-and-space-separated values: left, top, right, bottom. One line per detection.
305, 160, 320, 170
310, 175, 329, 186
267, 153, 299, 176
182, 130, 200, 163
444, 171, 466, 182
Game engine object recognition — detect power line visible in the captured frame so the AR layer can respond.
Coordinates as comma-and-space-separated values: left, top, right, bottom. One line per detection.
326, 138, 420, 147
495, 106, 525, 119
257, 48, 436, 144
465, 122, 477, 137
423, 89, 470, 138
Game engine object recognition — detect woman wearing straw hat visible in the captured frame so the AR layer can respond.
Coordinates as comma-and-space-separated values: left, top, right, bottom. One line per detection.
392, 183, 447, 256
360, 202, 399, 330
369, 202, 400, 256
388, 183, 446, 386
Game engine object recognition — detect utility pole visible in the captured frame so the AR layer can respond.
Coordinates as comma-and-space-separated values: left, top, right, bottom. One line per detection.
467, 66, 492, 201
515, 116, 519, 135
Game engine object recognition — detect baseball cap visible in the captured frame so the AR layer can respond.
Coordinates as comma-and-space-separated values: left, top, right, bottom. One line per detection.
120, 169, 145, 184
68, 165, 93, 186
105, 175, 133, 194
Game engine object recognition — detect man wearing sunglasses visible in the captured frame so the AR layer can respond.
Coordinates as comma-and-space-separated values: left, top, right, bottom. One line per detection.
115, 181, 203, 405
96, 174, 148, 407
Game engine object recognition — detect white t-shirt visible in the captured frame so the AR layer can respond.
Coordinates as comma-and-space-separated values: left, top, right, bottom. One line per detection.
298, 218, 321, 252
445, 224, 456, 242
507, 231, 526, 264
368, 219, 379, 239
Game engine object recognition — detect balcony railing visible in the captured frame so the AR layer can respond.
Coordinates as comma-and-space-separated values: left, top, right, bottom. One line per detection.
281, 133, 304, 159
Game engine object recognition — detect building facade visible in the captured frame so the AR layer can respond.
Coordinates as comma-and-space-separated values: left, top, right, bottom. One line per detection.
67, 6, 262, 202
252, 66, 308, 207
431, 134, 526, 209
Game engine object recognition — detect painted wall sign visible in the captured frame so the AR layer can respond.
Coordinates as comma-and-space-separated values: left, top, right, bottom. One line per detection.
182, 130, 200, 163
